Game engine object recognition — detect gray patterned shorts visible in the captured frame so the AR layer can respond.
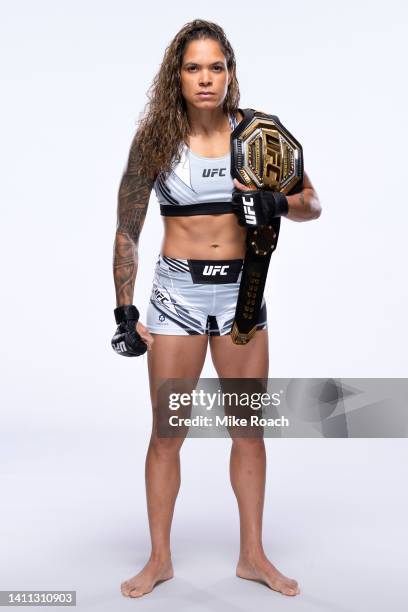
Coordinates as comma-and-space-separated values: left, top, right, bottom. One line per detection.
146, 254, 267, 336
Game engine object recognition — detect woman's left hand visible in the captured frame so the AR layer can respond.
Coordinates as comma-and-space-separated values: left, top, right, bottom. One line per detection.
233, 178, 257, 192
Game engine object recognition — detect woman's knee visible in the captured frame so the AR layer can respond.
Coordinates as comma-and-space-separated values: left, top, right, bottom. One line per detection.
149, 434, 185, 457
231, 436, 265, 453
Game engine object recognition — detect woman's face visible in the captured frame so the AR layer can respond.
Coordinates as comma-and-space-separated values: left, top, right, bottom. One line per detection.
180, 38, 231, 111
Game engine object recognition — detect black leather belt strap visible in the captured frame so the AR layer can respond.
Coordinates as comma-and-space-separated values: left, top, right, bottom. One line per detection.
230, 220, 280, 344
229, 108, 303, 345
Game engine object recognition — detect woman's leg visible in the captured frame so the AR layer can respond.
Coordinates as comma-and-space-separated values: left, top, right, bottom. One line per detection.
121, 334, 208, 598
209, 329, 300, 596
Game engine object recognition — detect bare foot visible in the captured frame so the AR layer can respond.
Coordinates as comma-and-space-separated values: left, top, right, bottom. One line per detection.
236, 553, 300, 596
121, 556, 174, 598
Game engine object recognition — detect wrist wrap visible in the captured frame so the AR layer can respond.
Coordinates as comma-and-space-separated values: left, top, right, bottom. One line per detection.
114, 305, 140, 325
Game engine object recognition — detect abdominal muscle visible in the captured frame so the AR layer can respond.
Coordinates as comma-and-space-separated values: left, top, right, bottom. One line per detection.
162, 213, 247, 260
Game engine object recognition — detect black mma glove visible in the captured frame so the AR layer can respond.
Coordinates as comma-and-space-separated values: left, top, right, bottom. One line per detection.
232, 189, 289, 227
111, 305, 147, 357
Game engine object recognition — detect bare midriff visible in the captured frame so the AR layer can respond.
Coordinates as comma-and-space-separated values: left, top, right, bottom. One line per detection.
161, 213, 247, 260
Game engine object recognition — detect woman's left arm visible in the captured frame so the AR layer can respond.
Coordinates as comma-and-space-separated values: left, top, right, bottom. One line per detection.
285, 171, 322, 222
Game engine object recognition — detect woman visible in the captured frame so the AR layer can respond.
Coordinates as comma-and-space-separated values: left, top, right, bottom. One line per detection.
112, 19, 321, 599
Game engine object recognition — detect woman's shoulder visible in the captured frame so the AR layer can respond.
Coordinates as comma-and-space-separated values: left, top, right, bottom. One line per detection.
235, 108, 283, 127
153, 143, 188, 183
237, 107, 278, 117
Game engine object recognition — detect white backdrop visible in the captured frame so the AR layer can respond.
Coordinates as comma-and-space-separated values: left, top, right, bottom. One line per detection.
1, 1, 407, 611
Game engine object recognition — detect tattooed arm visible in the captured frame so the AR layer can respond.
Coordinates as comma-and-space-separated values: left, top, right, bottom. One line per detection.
113, 141, 154, 307
285, 171, 321, 222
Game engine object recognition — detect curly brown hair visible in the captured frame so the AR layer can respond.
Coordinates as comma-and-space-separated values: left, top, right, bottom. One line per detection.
131, 19, 240, 181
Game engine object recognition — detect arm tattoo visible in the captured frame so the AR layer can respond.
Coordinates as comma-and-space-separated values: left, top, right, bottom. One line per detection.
116, 173, 152, 239
113, 146, 153, 306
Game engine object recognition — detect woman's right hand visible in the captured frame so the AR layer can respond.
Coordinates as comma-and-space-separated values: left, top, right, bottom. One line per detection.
111, 306, 154, 356
136, 320, 154, 351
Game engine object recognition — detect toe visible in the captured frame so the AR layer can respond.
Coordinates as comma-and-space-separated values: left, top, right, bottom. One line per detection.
283, 581, 300, 596
129, 589, 144, 598
121, 581, 134, 597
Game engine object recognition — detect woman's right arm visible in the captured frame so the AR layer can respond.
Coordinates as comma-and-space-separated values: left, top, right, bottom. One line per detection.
113, 140, 154, 307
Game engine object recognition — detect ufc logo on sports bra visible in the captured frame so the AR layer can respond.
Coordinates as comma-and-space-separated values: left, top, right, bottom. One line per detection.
242, 196, 257, 225
202, 265, 230, 276
202, 168, 227, 177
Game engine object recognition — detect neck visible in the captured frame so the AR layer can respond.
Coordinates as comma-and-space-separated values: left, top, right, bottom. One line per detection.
186, 105, 230, 136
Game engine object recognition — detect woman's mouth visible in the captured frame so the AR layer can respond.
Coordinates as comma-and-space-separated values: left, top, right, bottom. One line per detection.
196, 92, 215, 98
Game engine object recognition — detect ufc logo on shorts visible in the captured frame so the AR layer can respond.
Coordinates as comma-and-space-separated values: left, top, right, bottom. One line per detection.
242, 196, 257, 225
202, 265, 229, 276
154, 288, 168, 304
202, 168, 227, 177
114, 341, 127, 353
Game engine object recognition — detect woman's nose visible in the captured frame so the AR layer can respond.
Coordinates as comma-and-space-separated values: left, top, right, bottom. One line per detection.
199, 71, 212, 86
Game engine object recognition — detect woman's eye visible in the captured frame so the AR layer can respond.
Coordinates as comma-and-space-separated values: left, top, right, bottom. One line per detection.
186, 65, 224, 72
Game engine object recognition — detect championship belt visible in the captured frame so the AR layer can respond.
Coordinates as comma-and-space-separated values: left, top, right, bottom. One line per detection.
230, 108, 303, 345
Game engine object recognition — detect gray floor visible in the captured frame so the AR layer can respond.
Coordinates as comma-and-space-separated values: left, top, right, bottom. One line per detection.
1, 427, 407, 612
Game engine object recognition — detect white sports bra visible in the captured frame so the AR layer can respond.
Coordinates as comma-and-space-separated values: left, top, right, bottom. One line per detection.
155, 114, 238, 216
